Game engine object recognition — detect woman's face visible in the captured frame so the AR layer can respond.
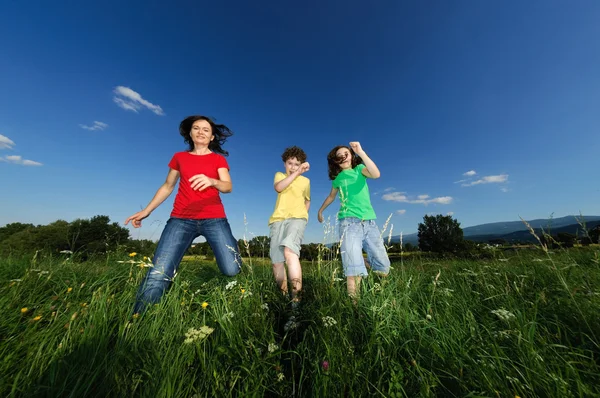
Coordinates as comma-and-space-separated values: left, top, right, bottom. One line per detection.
190, 119, 214, 147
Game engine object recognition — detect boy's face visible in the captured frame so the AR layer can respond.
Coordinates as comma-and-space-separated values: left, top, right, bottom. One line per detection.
284, 157, 302, 175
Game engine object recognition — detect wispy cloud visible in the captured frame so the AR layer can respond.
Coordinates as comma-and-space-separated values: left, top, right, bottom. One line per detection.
382, 191, 453, 205
396, 209, 406, 215
113, 86, 164, 115
463, 170, 476, 176
374, 187, 396, 196
500, 187, 510, 193
0, 135, 42, 166
80, 121, 108, 131
0, 134, 15, 150
462, 174, 508, 187
447, 211, 454, 216
0, 155, 42, 166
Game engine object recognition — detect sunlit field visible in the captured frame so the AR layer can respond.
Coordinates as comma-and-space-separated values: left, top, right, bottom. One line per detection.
2, 247, 599, 397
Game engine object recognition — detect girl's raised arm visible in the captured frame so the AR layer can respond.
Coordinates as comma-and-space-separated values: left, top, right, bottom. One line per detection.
349, 141, 381, 179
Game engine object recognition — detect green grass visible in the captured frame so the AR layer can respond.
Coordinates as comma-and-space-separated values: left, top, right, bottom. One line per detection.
1, 248, 599, 397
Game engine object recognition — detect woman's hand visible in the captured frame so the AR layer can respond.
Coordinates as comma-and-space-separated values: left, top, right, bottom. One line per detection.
189, 174, 216, 191
125, 210, 150, 228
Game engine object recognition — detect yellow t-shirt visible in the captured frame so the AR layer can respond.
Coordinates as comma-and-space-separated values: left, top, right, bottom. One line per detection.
268, 172, 311, 224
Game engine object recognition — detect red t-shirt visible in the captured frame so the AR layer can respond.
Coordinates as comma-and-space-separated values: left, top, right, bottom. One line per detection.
168, 152, 229, 219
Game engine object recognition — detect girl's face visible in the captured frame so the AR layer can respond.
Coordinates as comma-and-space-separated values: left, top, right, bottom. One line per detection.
335, 147, 352, 170
190, 119, 214, 147
284, 157, 301, 175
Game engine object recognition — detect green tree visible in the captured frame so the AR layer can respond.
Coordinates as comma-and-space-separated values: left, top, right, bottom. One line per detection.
0, 222, 35, 243
418, 214, 465, 254
554, 232, 576, 248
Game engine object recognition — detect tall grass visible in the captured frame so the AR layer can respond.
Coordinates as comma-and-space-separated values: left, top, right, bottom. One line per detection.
1, 247, 599, 397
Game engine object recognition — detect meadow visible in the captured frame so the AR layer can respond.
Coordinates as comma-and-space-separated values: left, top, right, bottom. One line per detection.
1, 246, 599, 397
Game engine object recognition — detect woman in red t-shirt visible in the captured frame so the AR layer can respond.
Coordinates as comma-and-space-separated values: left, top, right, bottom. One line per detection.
125, 115, 242, 314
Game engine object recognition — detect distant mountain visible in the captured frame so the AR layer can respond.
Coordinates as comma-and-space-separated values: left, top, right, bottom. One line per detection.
466, 220, 600, 243
390, 215, 600, 245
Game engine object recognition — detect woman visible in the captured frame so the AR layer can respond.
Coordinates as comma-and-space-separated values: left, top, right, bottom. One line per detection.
125, 115, 242, 314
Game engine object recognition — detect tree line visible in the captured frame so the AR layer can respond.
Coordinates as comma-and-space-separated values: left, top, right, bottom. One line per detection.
1, 214, 598, 260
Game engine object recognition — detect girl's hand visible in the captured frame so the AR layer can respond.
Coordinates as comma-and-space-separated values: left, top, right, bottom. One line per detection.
349, 141, 364, 155
125, 210, 150, 228
189, 174, 216, 191
317, 211, 324, 223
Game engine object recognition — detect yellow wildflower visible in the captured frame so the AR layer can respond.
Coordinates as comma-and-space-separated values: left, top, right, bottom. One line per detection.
241, 289, 246, 294
33, 315, 42, 321
201, 302, 209, 309
129, 252, 137, 257
132, 313, 140, 319
71, 312, 78, 321
21, 307, 29, 314
67, 287, 73, 293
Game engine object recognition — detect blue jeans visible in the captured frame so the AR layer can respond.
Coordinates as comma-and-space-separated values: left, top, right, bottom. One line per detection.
339, 217, 390, 277
133, 217, 242, 314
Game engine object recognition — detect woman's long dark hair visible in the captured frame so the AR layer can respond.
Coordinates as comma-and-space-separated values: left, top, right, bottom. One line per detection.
327, 145, 363, 180
179, 115, 233, 156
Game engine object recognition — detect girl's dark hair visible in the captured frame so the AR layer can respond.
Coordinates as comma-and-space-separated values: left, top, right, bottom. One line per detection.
179, 115, 233, 156
327, 145, 364, 180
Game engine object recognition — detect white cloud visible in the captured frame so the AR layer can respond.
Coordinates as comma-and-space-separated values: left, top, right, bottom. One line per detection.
113, 86, 164, 115
382, 191, 453, 205
0, 134, 15, 149
80, 121, 108, 131
447, 211, 454, 216
384, 187, 394, 192
463, 170, 476, 176
396, 209, 406, 215
462, 174, 508, 187
500, 187, 509, 193
382, 192, 407, 202
0, 155, 42, 166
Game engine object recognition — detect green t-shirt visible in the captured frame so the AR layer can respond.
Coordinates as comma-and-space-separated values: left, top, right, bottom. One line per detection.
332, 164, 376, 220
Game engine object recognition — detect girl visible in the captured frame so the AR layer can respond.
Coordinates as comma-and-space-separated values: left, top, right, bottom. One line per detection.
317, 142, 390, 298
125, 115, 242, 314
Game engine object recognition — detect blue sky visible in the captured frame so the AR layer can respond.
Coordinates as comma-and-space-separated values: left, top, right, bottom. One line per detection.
1, 1, 600, 244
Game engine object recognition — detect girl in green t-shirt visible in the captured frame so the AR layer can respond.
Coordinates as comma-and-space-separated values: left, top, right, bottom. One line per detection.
317, 142, 390, 298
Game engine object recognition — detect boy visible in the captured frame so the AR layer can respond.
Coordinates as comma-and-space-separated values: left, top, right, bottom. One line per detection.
269, 146, 310, 306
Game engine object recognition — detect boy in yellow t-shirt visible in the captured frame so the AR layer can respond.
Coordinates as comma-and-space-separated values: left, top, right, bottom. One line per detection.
269, 146, 310, 307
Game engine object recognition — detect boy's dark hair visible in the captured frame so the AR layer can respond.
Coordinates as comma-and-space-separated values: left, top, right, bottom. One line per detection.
179, 115, 233, 156
281, 146, 307, 163
327, 145, 364, 180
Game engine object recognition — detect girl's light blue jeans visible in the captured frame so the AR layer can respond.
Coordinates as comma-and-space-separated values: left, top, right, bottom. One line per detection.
339, 217, 391, 277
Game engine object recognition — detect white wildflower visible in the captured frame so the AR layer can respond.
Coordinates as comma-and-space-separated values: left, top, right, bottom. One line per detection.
184, 326, 215, 344
225, 280, 238, 290
322, 316, 337, 328
268, 342, 279, 353
284, 316, 298, 332
491, 308, 516, 322
426, 314, 432, 321
261, 303, 269, 311
277, 372, 285, 382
